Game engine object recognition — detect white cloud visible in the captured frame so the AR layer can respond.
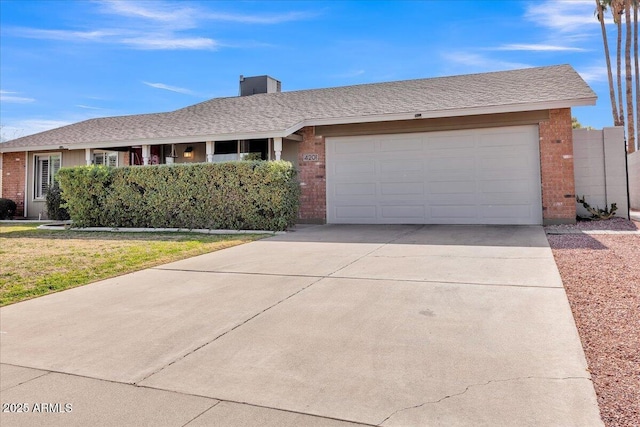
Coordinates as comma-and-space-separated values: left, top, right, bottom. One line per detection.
0, 90, 35, 103
76, 104, 104, 110
442, 52, 531, 72
525, 0, 598, 33
492, 43, 588, 52
123, 36, 217, 50
142, 81, 196, 95
99, 0, 315, 27
8, 27, 124, 42
204, 11, 317, 24
576, 65, 609, 83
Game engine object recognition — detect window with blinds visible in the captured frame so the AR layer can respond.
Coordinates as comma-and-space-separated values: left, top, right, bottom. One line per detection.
34, 154, 61, 199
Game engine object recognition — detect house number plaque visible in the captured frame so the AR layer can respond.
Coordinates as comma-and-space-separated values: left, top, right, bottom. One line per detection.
303, 153, 319, 161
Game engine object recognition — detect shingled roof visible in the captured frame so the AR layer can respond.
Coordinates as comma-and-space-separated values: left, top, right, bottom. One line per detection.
0, 64, 596, 152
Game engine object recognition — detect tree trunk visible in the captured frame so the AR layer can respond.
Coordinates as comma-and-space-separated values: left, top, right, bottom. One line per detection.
617, 18, 625, 127
598, 0, 620, 126
634, 1, 639, 152
625, 0, 635, 152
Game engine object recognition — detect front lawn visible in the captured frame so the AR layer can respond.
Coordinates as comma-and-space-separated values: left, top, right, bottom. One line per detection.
0, 223, 264, 306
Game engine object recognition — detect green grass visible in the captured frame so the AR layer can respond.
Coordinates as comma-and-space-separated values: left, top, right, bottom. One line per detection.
0, 223, 264, 306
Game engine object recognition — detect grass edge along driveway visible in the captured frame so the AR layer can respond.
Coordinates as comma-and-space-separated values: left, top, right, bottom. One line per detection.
0, 223, 264, 306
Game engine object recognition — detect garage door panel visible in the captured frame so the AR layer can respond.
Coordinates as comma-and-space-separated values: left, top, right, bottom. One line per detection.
480, 191, 532, 205
430, 205, 478, 219
335, 183, 376, 196
334, 161, 375, 176
427, 134, 475, 150
379, 159, 423, 173
478, 179, 531, 194
429, 181, 475, 194
428, 156, 475, 171
481, 204, 534, 221
334, 205, 377, 220
381, 205, 425, 219
334, 140, 375, 154
380, 182, 424, 196
379, 138, 423, 152
326, 126, 542, 225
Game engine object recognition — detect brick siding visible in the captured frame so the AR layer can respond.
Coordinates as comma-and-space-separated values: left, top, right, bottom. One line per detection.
539, 108, 576, 224
297, 127, 326, 222
1, 152, 26, 217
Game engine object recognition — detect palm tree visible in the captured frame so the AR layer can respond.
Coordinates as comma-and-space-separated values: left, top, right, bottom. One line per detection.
634, 0, 639, 152
612, 0, 625, 127
597, 0, 621, 126
625, 0, 635, 152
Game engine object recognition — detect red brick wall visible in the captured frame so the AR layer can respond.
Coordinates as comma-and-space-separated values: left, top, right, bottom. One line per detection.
539, 108, 576, 224
1, 152, 26, 217
297, 126, 326, 222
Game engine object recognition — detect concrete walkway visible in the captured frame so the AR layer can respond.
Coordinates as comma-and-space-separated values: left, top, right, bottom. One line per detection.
0, 225, 603, 426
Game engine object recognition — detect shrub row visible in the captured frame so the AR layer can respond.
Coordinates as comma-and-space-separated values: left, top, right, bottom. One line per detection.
56, 161, 300, 231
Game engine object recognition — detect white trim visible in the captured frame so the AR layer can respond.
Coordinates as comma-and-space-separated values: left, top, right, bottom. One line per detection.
206, 141, 214, 163
0, 97, 596, 153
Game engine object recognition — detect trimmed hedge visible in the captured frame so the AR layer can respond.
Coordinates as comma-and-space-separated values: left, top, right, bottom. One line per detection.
57, 161, 300, 231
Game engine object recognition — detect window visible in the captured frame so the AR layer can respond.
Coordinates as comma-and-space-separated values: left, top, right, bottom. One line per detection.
93, 151, 118, 167
34, 154, 61, 199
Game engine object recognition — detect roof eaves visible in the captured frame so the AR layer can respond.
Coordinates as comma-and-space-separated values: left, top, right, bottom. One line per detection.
302, 97, 598, 128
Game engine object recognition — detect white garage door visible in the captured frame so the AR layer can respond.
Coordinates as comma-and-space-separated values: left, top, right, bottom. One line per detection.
326, 125, 542, 225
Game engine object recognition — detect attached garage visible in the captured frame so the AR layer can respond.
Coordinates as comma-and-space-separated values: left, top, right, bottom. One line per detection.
326, 125, 542, 225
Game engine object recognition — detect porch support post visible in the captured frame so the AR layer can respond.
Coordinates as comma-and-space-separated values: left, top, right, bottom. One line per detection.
142, 145, 150, 166
267, 138, 272, 161
85, 148, 93, 165
274, 137, 282, 161
206, 141, 215, 163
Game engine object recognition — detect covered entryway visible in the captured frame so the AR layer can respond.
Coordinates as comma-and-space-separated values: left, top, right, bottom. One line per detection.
326, 125, 542, 224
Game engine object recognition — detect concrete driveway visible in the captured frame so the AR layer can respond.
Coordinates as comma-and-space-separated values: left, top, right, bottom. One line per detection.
0, 225, 602, 426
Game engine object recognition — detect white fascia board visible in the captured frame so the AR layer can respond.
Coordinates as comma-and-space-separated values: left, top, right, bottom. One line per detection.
0, 144, 69, 154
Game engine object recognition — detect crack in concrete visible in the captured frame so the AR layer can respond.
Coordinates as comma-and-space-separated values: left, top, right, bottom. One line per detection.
151, 267, 563, 289
328, 225, 425, 278
376, 376, 592, 426
139, 226, 426, 387
135, 275, 326, 384
0, 366, 51, 392
181, 400, 222, 427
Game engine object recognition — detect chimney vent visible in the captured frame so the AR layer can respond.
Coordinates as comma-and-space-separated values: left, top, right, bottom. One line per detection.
239, 75, 281, 96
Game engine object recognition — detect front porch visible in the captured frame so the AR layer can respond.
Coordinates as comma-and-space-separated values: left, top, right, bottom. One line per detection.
84, 137, 300, 167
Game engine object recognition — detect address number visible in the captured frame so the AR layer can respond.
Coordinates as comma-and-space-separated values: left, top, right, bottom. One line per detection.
303, 154, 319, 161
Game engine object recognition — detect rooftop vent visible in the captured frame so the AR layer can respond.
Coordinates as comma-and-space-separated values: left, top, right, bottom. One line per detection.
239, 75, 281, 96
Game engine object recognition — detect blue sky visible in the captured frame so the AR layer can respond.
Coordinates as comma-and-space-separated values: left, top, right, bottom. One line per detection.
0, 0, 613, 140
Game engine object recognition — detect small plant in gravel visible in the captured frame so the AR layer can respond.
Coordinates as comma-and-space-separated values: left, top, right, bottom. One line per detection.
576, 195, 617, 220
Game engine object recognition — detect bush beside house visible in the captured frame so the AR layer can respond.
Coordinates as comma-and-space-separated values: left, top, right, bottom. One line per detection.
0, 198, 17, 220
57, 161, 300, 231
45, 181, 71, 221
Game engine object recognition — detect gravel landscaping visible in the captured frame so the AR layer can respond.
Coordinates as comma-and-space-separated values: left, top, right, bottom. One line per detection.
546, 218, 639, 427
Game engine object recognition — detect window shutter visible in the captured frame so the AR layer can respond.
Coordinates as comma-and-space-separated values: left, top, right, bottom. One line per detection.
39, 158, 49, 197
